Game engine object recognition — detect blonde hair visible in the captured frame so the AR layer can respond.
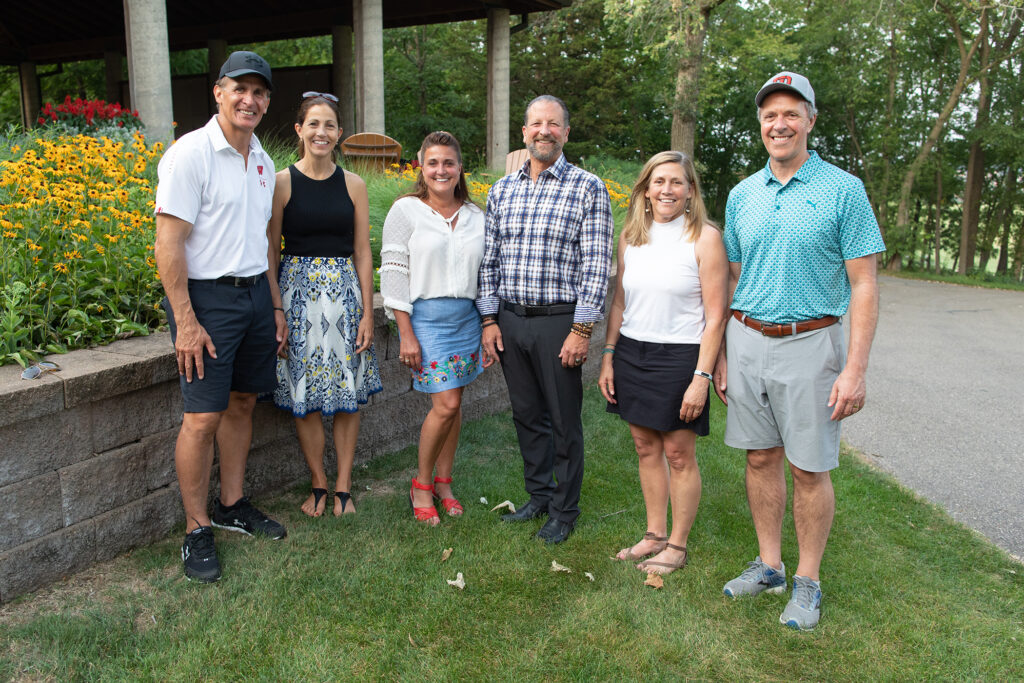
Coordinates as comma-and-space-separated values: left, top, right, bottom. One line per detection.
623, 151, 714, 247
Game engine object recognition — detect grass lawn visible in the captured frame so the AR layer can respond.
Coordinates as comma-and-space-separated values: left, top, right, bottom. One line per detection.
2, 385, 1021, 680
884, 268, 1024, 292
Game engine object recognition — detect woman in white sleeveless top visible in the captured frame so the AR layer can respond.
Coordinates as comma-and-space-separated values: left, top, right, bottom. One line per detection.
599, 151, 728, 575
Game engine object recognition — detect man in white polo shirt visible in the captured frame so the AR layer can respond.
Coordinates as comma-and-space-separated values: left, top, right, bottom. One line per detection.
154, 51, 287, 583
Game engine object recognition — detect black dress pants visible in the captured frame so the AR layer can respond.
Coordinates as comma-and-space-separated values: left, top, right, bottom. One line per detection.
497, 307, 584, 524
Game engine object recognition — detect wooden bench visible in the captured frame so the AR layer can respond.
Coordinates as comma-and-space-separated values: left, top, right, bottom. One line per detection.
341, 132, 402, 173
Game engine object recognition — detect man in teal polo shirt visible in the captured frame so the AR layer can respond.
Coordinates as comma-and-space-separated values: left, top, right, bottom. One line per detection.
713, 71, 885, 630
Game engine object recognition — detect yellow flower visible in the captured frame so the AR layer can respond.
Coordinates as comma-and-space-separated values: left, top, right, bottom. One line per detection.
53, 262, 69, 274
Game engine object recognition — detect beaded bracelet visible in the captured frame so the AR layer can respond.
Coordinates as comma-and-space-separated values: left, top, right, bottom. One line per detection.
570, 322, 594, 339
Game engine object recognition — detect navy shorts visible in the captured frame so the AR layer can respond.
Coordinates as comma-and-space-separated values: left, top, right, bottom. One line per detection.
164, 274, 277, 413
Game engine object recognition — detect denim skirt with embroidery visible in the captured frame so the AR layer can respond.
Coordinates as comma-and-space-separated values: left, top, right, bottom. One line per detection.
273, 255, 382, 416
408, 297, 483, 394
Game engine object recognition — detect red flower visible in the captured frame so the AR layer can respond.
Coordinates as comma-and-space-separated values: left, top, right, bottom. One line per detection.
430, 361, 438, 369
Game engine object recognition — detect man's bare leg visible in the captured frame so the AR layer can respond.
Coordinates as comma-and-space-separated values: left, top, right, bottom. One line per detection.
746, 446, 787, 570
790, 464, 834, 581
177, 411, 223, 532
215, 391, 257, 506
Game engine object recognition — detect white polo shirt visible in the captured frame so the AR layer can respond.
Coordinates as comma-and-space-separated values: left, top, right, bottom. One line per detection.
155, 115, 275, 279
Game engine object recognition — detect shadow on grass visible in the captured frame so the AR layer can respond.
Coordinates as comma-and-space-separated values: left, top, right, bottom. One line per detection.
1, 386, 1022, 680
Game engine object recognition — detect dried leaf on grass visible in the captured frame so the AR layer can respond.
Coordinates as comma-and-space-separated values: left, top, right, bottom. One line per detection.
408, 634, 417, 647
585, 572, 595, 582
441, 547, 453, 562
490, 500, 515, 513
644, 573, 664, 589
446, 572, 465, 589
550, 560, 572, 573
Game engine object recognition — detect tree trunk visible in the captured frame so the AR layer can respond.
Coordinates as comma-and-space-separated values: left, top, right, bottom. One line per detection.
669, 0, 724, 156
957, 13, 990, 274
933, 161, 943, 273
994, 166, 1017, 274
1013, 214, 1024, 280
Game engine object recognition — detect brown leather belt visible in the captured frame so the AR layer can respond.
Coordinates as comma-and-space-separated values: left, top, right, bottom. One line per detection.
732, 310, 838, 337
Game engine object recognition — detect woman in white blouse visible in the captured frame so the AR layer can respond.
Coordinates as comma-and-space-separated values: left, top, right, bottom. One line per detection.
380, 131, 485, 525
599, 151, 728, 574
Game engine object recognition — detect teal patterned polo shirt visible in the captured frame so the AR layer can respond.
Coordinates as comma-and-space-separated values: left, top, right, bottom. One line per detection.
724, 151, 885, 323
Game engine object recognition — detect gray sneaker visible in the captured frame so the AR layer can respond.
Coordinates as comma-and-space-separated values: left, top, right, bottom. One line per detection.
722, 556, 787, 598
780, 575, 822, 630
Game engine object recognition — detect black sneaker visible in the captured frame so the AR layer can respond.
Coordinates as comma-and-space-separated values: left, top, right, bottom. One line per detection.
181, 526, 221, 583
211, 497, 287, 539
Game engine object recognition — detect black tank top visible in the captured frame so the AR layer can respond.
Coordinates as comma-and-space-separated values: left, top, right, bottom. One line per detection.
281, 165, 355, 257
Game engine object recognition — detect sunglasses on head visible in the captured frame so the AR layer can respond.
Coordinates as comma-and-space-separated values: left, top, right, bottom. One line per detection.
302, 91, 339, 103
21, 361, 60, 380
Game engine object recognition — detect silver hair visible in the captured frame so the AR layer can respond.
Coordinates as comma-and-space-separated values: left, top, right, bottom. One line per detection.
524, 95, 570, 128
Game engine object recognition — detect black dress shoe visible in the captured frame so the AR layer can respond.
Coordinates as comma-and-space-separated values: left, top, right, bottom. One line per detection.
501, 500, 547, 522
536, 518, 574, 544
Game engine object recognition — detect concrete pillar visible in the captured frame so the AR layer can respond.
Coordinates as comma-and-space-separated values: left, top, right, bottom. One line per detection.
353, 0, 364, 131
18, 61, 40, 129
486, 9, 511, 170
123, 0, 174, 143
104, 51, 123, 104
207, 39, 227, 116
332, 25, 355, 140
354, 0, 385, 134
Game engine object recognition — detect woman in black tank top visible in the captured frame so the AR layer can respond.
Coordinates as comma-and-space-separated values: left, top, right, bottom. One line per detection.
266, 94, 382, 518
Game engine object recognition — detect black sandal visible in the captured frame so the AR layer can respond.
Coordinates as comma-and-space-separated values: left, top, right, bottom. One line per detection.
334, 491, 352, 515
305, 488, 328, 517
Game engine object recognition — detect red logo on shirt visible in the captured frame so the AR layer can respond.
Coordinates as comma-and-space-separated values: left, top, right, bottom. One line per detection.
256, 164, 267, 188
257, 165, 264, 175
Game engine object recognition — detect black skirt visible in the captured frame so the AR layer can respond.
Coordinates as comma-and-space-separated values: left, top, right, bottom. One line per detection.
606, 334, 710, 435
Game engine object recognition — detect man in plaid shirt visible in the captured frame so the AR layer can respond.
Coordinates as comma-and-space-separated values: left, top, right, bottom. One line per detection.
477, 95, 614, 544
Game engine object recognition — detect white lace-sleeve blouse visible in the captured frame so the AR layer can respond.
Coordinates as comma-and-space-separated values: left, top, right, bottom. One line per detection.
379, 196, 485, 319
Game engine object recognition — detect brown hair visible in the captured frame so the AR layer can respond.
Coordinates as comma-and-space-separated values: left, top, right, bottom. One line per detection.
622, 150, 715, 246
294, 96, 342, 161
396, 131, 476, 207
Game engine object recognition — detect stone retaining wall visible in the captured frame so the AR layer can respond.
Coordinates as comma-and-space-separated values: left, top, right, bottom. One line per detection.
0, 294, 608, 603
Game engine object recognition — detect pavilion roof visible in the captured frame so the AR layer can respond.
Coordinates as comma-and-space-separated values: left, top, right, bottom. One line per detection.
0, 0, 569, 65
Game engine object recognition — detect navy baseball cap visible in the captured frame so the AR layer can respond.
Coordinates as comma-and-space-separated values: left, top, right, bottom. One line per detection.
755, 71, 815, 108
219, 51, 273, 90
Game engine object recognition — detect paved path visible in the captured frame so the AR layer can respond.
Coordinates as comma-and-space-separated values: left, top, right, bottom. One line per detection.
841, 275, 1024, 560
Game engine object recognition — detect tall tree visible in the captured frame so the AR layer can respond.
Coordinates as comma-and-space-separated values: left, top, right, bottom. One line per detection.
890, 0, 1022, 270
606, 0, 727, 156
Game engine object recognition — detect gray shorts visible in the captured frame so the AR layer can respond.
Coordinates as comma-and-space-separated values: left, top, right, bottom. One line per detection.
723, 315, 846, 472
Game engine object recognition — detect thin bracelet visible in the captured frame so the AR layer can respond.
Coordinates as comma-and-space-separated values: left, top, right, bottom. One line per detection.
273, 306, 284, 312
602, 345, 615, 355
694, 370, 713, 381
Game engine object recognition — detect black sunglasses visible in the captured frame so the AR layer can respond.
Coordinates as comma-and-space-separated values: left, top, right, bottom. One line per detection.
302, 91, 339, 103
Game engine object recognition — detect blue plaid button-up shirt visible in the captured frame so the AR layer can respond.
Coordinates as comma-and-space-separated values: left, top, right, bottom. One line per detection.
476, 155, 613, 323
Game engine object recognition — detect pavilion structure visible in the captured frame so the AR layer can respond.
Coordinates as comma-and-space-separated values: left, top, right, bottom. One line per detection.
0, 0, 569, 167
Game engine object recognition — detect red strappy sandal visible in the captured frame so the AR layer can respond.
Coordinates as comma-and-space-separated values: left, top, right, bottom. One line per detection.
432, 476, 463, 517
409, 477, 440, 525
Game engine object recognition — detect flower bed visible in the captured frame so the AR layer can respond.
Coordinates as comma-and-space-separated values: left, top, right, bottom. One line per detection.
0, 128, 165, 366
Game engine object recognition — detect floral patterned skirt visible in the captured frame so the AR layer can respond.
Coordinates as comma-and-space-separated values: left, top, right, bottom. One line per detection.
409, 297, 483, 394
273, 255, 382, 416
